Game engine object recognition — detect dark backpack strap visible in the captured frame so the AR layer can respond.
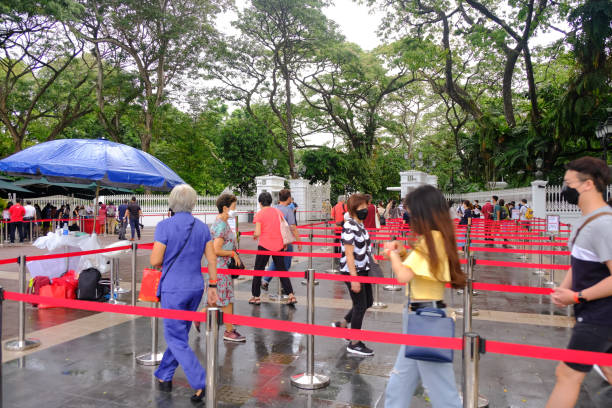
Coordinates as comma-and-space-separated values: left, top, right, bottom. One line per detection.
571, 212, 612, 247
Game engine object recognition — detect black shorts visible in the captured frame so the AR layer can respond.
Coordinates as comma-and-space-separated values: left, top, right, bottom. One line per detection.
565, 322, 612, 372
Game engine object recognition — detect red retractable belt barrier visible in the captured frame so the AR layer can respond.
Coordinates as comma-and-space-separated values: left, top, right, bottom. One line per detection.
476, 259, 570, 270
4, 291, 612, 366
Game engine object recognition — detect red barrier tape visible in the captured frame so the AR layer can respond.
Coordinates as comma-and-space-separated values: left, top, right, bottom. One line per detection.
470, 247, 571, 256
486, 340, 612, 366
470, 240, 568, 247
0, 257, 19, 265
5, 291, 612, 365
476, 259, 570, 270
472, 282, 553, 295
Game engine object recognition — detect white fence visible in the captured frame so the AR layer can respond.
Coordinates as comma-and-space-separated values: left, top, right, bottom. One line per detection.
24, 196, 91, 209
546, 185, 612, 214
444, 187, 533, 205
107, 194, 258, 215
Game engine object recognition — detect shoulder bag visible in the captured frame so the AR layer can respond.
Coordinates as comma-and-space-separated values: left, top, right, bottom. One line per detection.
405, 307, 455, 363
278, 209, 294, 246
138, 219, 196, 302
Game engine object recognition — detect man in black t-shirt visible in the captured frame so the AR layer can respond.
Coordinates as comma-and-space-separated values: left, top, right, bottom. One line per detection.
546, 157, 612, 408
127, 197, 142, 241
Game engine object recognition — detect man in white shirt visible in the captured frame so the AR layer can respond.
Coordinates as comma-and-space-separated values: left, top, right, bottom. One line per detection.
23, 200, 36, 240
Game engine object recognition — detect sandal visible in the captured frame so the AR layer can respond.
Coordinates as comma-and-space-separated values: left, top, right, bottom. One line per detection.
248, 297, 261, 305
287, 295, 298, 305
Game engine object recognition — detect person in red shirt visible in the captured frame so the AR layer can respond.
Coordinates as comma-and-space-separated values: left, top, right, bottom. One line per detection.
363, 194, 378, 229
8, 198, 26, 243
481, 198, 495, 244
331, 195, 347, 266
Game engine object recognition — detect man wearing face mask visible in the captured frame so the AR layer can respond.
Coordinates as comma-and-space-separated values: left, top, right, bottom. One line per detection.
546, 156, 612, 408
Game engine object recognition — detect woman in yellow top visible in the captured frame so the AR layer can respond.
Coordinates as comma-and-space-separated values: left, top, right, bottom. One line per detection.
383, 185, 466, 408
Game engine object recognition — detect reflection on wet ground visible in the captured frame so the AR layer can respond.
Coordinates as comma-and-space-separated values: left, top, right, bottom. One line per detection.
1, 227, 611, 407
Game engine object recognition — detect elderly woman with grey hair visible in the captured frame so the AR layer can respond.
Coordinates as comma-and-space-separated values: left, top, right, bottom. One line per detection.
150, 184, 218, 403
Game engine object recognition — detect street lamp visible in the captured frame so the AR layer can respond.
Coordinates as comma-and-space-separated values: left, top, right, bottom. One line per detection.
596, 112, 612, 164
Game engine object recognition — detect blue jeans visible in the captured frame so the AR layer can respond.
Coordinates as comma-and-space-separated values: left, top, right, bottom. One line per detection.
155, 289, 206, 390
129, 217, 140, 239
263, 244, 293, 284
384, 305, 461, 408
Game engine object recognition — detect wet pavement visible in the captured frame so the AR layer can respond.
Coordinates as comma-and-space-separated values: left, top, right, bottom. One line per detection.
1, 223, 611, 407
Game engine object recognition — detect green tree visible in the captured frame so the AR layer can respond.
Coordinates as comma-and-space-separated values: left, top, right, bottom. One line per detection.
71, 0, 230, 152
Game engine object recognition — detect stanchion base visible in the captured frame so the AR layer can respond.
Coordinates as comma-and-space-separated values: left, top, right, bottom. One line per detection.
4, 338, 41, 351
383, 285, 402, 291
115, 287, 131, 295
325, 269, 340, 274
532, 270, 546, 276
455, 308, 480, 316
459, 392, 489, 407
371, 302, 387, 309
108, 299, 127, 305
135, 352, 164, 366
290, 373, 330, 390
301, 280, 319, 286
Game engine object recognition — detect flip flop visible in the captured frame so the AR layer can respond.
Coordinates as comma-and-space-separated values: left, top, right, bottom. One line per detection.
248, 297, 261, 305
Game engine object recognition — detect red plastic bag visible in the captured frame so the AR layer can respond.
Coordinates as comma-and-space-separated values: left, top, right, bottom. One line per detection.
139, 268, 161, 302
53, 270, 78, 295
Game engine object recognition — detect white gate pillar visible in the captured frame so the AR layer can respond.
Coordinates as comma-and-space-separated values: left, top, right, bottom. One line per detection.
531, 180, 548, 219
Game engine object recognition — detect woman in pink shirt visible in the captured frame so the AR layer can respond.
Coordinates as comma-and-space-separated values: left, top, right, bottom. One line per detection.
250, 192, 296, 305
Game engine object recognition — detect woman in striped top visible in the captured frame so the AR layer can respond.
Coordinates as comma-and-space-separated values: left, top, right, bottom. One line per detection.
332, 193, 375, 356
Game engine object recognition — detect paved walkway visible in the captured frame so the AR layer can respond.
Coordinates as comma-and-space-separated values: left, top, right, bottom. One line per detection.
1, 223, 611, 407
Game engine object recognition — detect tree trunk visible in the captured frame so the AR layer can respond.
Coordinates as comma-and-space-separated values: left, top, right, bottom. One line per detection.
523, 45, 541, 125
284, 74, 296, 178
502, 49, 520, 127
142, 109, 153, 152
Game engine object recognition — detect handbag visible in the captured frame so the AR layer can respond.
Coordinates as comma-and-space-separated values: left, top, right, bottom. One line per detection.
139, 268, 162, 302
138, 219, 195, 302
278, 210, 294, 246
227, 256, 244, 279
404, 307, 455, 363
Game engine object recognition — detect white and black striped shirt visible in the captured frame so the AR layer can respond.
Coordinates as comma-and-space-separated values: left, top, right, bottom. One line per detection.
340, 218, 372, 273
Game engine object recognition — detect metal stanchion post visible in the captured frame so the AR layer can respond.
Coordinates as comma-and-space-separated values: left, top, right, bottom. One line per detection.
291, 269, 330, 389
457, 256, 479, 318
327, 224, 340, 274
29, 221, 33, 243
302, 233, 319, 286
136, 303, 163, 365
384, 226, 404, 292
5, 256, 41, 351
371, 243, 387, 309
533, 231, 546, 276
131, 242, 137, 306
108, 259, 126, 305
206, 308, 221, 407
461, 333, 488, 408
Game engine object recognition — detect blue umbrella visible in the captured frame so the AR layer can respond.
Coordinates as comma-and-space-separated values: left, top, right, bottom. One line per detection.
0, 139, 185, 190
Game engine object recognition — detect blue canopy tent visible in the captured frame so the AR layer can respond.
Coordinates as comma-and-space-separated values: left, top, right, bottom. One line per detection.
0, 139, 185, 232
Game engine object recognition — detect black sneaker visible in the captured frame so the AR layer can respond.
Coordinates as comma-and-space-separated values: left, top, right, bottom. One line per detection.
347, 341, 374, 356
261, 281, 269, 291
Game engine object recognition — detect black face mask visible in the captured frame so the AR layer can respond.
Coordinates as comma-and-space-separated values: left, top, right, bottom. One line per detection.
561, 185, 580, 205
356, 208, 369, 220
